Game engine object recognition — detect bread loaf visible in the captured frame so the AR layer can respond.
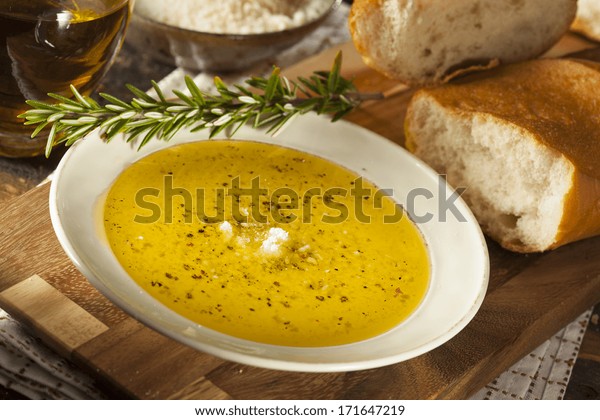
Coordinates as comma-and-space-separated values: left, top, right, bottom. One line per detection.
572, 0, 600, 41
404, 58, 600, 253
349, 0, 578, 86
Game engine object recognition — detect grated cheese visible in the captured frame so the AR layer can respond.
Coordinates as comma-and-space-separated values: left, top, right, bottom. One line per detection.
259, 227, 289, 255
135, 0, 332, 34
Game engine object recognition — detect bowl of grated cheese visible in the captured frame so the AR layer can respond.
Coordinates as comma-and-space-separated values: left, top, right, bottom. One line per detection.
127, 0, 342, 71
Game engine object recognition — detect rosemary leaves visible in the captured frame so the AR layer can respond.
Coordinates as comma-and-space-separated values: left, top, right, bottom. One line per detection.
20, 52, 383, 157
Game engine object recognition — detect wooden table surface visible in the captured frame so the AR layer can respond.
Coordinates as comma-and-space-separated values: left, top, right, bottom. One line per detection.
0, 40, 173, 400
1, 33, 599, 400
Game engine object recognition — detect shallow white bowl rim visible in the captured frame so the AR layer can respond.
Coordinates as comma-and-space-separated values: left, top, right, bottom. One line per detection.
50, 113, 489, 372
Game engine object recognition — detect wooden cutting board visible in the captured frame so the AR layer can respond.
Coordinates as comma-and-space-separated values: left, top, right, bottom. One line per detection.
1, 35, 600, 400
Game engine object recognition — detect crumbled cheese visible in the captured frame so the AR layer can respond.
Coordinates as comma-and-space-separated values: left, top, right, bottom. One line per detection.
260, 227, 289, 255
219, 221, 291, 257
298, 244, 310, 253
219, 221, 233, 239
135, 0, 331, 34
236, 236, 251, 247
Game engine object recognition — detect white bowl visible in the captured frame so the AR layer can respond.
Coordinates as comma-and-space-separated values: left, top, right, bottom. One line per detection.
50, 114, 489, 372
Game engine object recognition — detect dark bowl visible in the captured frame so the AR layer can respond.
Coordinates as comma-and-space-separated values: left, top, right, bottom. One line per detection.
126, 0, 342, 72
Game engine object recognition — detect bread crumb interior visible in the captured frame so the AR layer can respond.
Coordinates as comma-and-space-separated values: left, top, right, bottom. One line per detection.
408, 96, 573, 251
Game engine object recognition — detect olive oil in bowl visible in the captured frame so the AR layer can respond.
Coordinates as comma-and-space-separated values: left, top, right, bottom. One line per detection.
104, 141, 431, 347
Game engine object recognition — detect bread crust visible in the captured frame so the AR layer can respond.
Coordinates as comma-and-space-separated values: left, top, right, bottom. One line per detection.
410, 59, 600, 179
350, 0, 578, 86
405, 59, 600, 252
553, 170, 600, 251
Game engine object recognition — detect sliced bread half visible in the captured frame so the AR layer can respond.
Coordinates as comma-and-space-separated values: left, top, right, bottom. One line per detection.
349, 0, 577, 86
405, 58, 600, 252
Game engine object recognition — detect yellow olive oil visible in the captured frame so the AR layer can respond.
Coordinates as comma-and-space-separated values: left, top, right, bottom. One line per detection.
104, 141, 430, 347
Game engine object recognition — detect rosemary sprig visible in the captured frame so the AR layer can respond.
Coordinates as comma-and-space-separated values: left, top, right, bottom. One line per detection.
20, 52, 383, 157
